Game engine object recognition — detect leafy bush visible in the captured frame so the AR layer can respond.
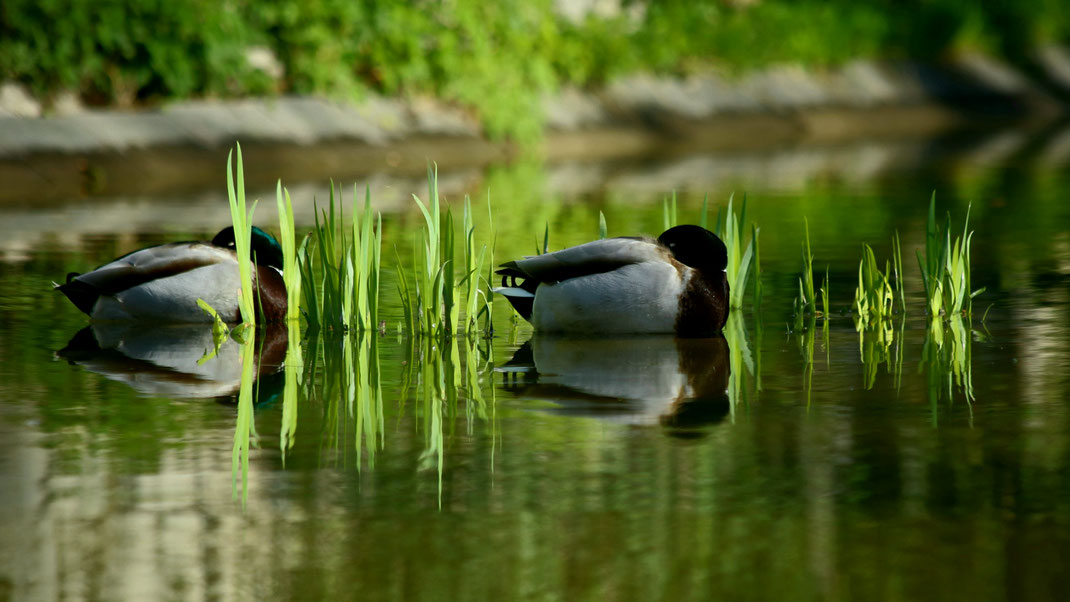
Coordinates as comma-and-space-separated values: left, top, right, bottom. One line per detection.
0, 0, 267, 104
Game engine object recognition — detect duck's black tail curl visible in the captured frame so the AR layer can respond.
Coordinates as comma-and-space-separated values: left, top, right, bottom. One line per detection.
56, 275, 100, 316
495, 267, 538, 321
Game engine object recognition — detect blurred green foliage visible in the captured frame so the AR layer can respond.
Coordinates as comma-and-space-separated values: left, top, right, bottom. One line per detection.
2, 0, 1068, 139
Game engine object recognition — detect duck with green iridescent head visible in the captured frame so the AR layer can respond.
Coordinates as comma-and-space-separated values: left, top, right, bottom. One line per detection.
494, 225, 730, 336
56, 226, 287, 323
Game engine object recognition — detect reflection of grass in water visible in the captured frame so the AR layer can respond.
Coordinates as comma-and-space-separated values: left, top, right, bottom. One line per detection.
820, 266, 830, 366
310, 332, 385, 470
279, 318, 302, 463
403, 335, 498, 502
257, 328, 495, 501
894, 316, 905, 392
723, 311, 757, 419
419, 338, 447, 501
354, 334, 385, 468
797, 315, 816, 407
231, 333, 258, 508
858, 318, 895, 391
314, 334, 347, 462
923, 315, 975, 426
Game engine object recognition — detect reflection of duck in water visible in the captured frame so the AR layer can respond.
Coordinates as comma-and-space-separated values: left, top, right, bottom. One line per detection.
494, 225, 729, 335
57, 323, 287, 404
500, 335, 731, 434
56, 226, 287, 323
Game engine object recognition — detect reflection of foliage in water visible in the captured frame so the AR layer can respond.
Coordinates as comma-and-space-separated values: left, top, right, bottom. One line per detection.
232, 329, 496, 503
796, 314, 817, 407
856, 315, 897, 391
723, 312, 759, 417
410, 335, 496, 502
279, 320, 301, 460
309, 332, 385, 469
923, 315, 975, 426
231, 333, 258, 507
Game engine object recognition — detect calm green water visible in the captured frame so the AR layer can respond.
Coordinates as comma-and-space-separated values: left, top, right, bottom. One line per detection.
2, 128, 1070, 601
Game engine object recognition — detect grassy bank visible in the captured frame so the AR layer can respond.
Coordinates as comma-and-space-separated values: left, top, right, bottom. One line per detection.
2, 0, 1068, 141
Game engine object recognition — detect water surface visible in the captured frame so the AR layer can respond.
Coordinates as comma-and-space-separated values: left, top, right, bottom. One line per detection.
2, 125, 1070, 601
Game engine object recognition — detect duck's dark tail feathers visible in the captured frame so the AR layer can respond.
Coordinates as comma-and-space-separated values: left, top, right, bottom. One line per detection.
492, 268, 538, 321
55, 273, 100, 316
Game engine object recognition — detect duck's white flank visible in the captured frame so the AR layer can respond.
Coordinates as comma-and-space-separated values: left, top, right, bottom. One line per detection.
532, 260, 689, 334
91, 264, 241, 323
68, 242, 241, 322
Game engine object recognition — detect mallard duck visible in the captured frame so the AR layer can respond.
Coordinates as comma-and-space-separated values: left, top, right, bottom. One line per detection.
56, 226, 287, 323
494, 225, 730, 336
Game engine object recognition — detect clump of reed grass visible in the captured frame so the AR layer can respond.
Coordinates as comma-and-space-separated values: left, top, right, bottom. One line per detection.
714, 195, 759, 309
820, 265, 830, 316
276, 178, 304, 462
275, 181, 303, 323
795, 218, 816, 314
400, 164, 492, 337
853, 226, 906, 325
918, 194, 984, 318
663, 192, 678, 231
461, 195, 492, 335
853, 243, 895, 324
793, 218, 829, 319
225, 143, 259, 326
892, 230, 905, 311
404, 164, 450, 336
298, 182, 382, 333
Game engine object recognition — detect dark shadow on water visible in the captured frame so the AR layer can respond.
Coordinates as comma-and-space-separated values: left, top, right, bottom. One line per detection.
57, 323, 288, 405
500, 334, 730, 437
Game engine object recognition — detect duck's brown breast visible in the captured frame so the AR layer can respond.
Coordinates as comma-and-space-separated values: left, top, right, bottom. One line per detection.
674, 269, 729, 337
254, 265, 289, 323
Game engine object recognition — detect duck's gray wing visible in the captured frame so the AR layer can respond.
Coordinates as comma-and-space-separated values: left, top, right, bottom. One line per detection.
497, 236, 667, 284
71, 242, 233, 295
57, 242, 233, 315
